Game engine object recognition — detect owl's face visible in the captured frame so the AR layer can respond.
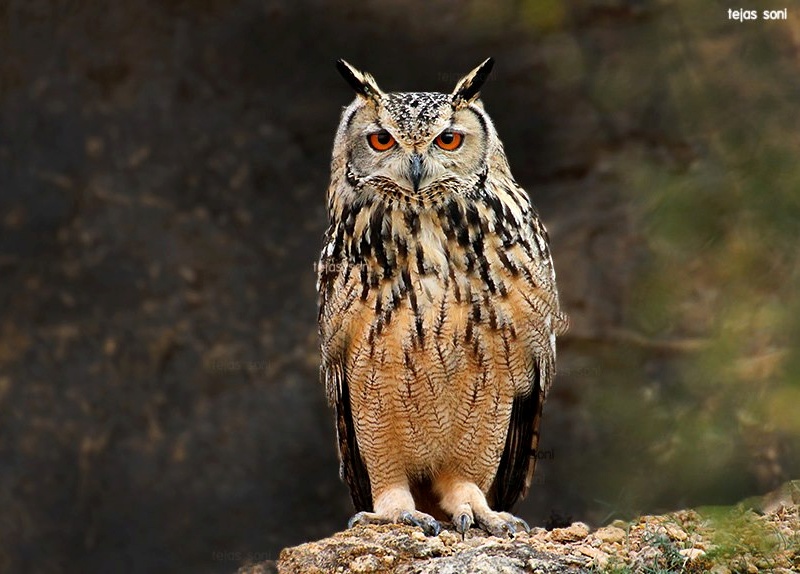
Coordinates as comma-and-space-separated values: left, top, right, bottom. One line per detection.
331, 59, 497, 203
343, 92, 489, 195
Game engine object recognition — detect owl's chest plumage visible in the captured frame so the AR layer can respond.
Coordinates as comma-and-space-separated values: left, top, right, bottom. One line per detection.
318, 188, 559, 481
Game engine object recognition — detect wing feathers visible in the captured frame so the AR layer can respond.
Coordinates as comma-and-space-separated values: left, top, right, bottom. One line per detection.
333, 361, 373, 511
488, 363, 544, 511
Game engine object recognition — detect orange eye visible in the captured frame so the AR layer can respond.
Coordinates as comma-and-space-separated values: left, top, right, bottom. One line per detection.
435, 130, 463, 151
368, 130, 396, 151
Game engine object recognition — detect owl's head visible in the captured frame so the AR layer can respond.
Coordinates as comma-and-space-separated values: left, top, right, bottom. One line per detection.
331, 58, 502, 204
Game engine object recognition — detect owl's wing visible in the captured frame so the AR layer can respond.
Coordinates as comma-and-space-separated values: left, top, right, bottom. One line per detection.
326, 358, 373, 512
489, 199, 564, 511
317, 249, 373, 512
489, 363, 545, 511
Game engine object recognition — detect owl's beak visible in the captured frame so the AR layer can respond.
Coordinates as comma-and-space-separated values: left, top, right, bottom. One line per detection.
409, 153, 424, 192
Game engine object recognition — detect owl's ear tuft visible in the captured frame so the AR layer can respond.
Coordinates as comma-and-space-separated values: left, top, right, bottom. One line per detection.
336, 59, 385, 103
452, 58, 494, 106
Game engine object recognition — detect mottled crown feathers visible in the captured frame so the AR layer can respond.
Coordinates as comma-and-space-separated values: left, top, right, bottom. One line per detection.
335, 58, 495, 106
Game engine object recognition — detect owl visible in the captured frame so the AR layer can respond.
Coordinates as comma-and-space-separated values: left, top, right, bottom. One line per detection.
317, 58, 567, 537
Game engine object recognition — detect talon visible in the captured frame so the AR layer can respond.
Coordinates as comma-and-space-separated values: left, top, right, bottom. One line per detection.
425, 518, 442, 537
399, 510, 422, 528
398, 511, 440, 536
455, 513, 472, 536
348, 511, 368, 529
516, 518, 531, 533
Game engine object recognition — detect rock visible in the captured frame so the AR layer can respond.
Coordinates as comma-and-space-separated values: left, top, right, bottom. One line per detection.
663, 523, 688, 541
263, 495, 800, 574
576, 544, 609, 568
271, 524, 591, 574
549, 522, 590, 542
679, 548, 706, 560
594, 525, 626, 544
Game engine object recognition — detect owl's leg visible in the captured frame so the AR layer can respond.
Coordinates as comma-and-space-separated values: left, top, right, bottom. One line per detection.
435, 474, 530, 538
348, 483, 441, 536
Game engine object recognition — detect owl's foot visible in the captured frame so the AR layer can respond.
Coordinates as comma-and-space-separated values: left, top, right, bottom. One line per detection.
348, 509, 441, 536
450, 505, 529, 538
351, 485, 442, 536
436, 476, 531, 538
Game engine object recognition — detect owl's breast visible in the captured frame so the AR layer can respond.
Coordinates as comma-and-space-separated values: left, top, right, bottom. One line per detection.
342, 244, 542, 474
322, 191, 560, 472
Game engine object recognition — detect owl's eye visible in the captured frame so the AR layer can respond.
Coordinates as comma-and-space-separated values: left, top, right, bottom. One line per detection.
434, 130, 463, 151
368, 130, 396, 151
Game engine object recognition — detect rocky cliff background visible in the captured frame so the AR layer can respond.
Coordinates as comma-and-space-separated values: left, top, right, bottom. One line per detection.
1, 1, 799, 573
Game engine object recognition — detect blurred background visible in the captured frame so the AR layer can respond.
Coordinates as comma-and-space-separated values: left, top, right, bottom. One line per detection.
1, 0, 799, 572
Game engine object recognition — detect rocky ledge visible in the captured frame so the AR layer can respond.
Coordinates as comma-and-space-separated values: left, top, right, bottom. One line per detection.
243, 482, 799, 574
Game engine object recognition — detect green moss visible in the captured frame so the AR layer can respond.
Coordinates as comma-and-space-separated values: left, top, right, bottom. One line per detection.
699, 506, 791, 569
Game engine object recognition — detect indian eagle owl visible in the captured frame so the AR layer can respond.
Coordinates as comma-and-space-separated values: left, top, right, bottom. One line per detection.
317, 58, 568, 537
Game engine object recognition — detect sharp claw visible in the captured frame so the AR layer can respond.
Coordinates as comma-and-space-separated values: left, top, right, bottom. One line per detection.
456, 513, 471, 536
427, 519, 441, 537
399, 510, 421, 528
516, 518, 531, 533
347, 511, 366, 529
398, 511, 441, 536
